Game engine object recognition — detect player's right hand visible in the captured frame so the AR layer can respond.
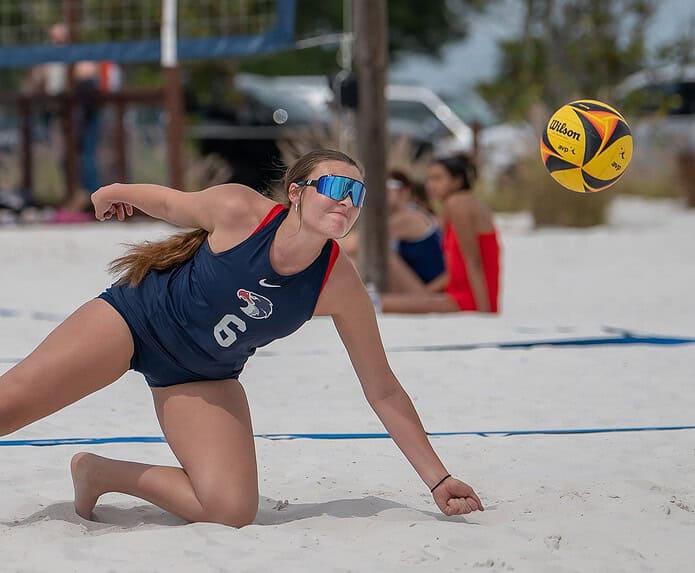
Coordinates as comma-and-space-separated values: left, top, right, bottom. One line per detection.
92, 185, 134, 222
432, 476, 484, 516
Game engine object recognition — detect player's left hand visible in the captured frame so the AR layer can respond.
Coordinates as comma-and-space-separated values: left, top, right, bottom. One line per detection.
432, 476, 484, 515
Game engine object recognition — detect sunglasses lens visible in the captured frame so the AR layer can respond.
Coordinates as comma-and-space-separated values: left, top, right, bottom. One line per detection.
317, 176, 366, 207
350, 181, 366, 207
319, 176, 344, 201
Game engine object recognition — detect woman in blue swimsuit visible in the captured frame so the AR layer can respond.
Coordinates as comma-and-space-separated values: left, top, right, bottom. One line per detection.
387, 171, 447, 293
0, 149, 482, 527
340, 170, 447, 293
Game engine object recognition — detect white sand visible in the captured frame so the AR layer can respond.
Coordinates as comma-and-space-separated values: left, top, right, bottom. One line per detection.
1, 196, 693, 572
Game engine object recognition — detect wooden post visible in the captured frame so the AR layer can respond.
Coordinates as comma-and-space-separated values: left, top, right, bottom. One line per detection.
115, 95, 127, 182
63, 0, 80, 200
164, 66, 184, 190
19, 96, 32, 195
353, 0, 389, 291
472, 119, 481, 165
162, 0, 184, 190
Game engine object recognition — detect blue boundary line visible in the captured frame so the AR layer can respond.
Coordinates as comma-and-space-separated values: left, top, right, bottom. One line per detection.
2, 425, 695, 446
2, 333, 694, 364
379, 334, 695, 353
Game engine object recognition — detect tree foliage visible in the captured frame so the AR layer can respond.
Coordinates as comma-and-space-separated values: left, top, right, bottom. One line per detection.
241, 0, 489, 76
655, 16, 695, 66
478, 0, 655, 120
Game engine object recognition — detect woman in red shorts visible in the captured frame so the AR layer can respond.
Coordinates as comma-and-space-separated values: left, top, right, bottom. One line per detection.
380, 155, 500, 313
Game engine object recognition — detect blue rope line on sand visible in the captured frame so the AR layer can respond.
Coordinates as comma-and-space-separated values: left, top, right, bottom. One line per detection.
232, 333, 695, 359
385, 334, 695, 353
0, 307, 67, 322
1, 333, 694, 365
250, 333, 695, 357
2, 425, 695, 446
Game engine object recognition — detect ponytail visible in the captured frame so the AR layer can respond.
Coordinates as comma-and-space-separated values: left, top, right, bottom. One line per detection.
110, 229, 207, 286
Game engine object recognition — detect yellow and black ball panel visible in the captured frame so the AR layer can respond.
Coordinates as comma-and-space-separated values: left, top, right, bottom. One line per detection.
543, 106, 586, 167
582, 130, 633, 191
571, 108, 631, 165
540, 131, 586, 193
571, 108, 609, 166
568, 99, 626, 121
550, 166, 586, 193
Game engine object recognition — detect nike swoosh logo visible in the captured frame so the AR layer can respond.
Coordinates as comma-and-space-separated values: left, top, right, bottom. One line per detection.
259, 278, 281, 288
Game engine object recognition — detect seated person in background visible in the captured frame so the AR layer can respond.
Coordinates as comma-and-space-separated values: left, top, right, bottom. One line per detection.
379, 155, 501, 313
338, 170, 447, 293
386, 170, 446, 293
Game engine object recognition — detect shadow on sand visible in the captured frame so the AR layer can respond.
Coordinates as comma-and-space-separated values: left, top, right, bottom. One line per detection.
3, 495, 473, 532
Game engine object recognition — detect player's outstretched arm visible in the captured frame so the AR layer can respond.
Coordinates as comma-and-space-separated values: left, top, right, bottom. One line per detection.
320, 254, 484, 516
91, 182, 264, 232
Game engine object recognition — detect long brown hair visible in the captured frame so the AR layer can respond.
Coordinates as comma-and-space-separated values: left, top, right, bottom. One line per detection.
110, 149, 361, 286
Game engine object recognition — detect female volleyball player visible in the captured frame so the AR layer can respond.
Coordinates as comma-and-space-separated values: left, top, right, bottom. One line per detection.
380, 155, 501, 313
0, 149, 482, 527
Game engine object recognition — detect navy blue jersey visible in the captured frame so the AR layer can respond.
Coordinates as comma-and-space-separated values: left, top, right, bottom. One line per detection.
100, 204, 339, 386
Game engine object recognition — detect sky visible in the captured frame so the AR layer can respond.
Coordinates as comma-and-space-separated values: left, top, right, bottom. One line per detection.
389, 0, 695, 92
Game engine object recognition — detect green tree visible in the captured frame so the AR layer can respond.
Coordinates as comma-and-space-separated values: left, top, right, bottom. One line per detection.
655, 16, 695, 66
241, 0, 490, 76
478, 0, 655, 121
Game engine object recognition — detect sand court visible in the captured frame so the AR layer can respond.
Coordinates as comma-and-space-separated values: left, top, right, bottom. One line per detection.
1, 196, 693, 572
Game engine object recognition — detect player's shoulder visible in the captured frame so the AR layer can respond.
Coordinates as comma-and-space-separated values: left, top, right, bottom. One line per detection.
389, 207, 421, 235
444, 191, 475, 208
389, 208, 411, 226
444, 192, 477, 218
313, 246, 366, 316
204, 183, 269, 208
330, 245, 358, 277
205, 184, 281, 228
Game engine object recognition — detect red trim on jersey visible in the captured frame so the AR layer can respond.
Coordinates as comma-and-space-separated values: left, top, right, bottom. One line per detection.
320, 241, 341, 293
252, 204, 286, 235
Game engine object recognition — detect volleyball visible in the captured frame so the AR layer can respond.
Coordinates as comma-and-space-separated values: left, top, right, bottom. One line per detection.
540, 99, 633, 193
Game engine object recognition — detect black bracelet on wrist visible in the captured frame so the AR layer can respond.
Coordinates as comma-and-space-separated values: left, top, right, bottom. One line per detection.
430, 473, 451, 493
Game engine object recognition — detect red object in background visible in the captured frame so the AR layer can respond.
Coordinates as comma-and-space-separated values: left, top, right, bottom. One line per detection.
98, 61, 121, 92
443, 223, 500, 312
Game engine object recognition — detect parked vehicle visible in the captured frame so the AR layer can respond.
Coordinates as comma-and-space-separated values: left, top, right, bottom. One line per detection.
189, 73, 484, 189
616, 63, 695, 151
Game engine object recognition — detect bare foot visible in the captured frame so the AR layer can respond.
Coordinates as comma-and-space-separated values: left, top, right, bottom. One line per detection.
71, 452, 103, 520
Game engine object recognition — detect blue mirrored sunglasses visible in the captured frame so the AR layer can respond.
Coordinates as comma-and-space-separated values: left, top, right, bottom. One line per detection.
295, 175, 366, 208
